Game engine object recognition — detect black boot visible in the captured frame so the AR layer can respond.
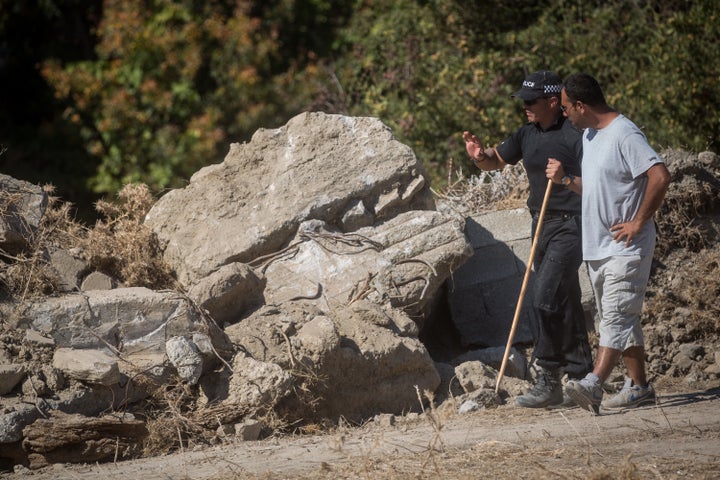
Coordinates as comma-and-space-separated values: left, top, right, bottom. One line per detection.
515, 366, 563, 408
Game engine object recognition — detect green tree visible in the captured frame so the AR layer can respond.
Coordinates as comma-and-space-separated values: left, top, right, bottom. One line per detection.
514, 0, 720, 151
334, 0, 547, 185
40, 0, 353, 195
335, 0, 719, 186
4, 0, 719, 206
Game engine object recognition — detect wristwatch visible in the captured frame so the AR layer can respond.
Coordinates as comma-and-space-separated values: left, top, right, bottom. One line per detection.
561, 174, 574, 187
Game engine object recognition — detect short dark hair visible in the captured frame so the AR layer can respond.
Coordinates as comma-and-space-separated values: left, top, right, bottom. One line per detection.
563, 73, 607, 107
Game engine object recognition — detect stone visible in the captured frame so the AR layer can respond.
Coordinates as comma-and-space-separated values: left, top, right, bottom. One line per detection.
80, 271, 115, 291
52, 348, 121, 386
166, 336, 204, 385
187, 262, 265, 325
0, 364, 26, 395
234, 419, 263, 441
0, 174, 48, 255
23, 330, 55, 348
47, 248, 87, 292
145, 112, 436, 286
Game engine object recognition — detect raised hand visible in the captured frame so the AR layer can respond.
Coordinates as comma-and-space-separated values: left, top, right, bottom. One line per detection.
463, 131, 485, 164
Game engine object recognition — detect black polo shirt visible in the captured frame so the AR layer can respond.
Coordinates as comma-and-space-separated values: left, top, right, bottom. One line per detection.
495, 115, 582, 214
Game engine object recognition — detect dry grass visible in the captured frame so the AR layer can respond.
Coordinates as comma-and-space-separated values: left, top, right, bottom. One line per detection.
0, 185, 83, 300
82, 183, 176, 289
646, 155, 720, 335
432, 163, 529, 214
0, 183, 176, 304
142, 383, 214, 456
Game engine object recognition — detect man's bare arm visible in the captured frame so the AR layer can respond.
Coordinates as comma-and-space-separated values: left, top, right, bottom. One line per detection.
610, 163, 671, 246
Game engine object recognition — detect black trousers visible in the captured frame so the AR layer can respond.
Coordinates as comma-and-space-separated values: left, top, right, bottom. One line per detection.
530, 214, 593, 379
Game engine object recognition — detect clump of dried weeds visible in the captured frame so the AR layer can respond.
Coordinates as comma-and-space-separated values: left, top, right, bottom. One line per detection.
83, 183, 176, 290
432, 163, 529, 218
0, 185, 83, 300
0, 183, 176, 304
647, 150, 720, 335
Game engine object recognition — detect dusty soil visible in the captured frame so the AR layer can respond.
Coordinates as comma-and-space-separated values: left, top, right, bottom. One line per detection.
5, 380, 719, 480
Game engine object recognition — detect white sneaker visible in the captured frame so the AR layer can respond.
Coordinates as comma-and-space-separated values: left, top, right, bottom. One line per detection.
564, 375, 603, 414
601, 377, 656, 410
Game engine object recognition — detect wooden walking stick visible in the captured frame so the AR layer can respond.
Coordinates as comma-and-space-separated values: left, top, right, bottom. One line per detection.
495, 179, 554, 393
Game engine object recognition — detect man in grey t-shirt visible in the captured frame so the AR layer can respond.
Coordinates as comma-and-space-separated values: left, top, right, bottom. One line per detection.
545, 73, 671, 414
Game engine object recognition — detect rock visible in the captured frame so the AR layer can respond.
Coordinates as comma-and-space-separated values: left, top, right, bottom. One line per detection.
451, 346, 528, 379
340, 199, 374, 231
80, 271, 116, 291
461, 388, 502, 409
672, 351, 694, 373
0, 174, 48, 255
13, 288, 220, 356
21, 411, 146, 469
23, 330, 55, 348
21, 372, 50, 397
458, 400, 480, 414
226, 355, 293, 408
294, 315, 341, 365
454, 360, 497, 393
262, 211, 471, 320
52, 348, 121, 386
47, 248, 87, 292
0, 404, 42, 444
117, 352, 172, 386
145, 112, 435, 286
678, 343, 705, 361
0, 364, 26, 395
187, 262, 266, 325
447, 209, 539, 348
316, 303, 440, 420
225, 301, 440, 421
165, 336, 204, 385
234, 419, 264, 441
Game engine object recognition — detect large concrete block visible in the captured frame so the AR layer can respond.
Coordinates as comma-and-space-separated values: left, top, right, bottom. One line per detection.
448, 275, 538, 348
449, 206, 595, 348
449, 243, 522, 287
465, 209, 530, 245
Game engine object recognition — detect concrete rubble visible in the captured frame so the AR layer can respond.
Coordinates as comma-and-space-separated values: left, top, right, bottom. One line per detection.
6, 113, 716, 471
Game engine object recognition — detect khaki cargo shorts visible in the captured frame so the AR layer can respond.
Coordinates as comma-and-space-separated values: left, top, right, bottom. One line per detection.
587, 255, 653, 351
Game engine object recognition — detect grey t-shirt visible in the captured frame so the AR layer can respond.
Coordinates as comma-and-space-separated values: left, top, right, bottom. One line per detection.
581, 115, 664, 260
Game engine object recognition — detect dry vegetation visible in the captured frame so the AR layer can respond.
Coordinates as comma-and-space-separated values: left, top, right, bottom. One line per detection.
432, 163, 529, 214
0, 185, 81, 299
0, 183, 177, 303
84, 184, 177, 290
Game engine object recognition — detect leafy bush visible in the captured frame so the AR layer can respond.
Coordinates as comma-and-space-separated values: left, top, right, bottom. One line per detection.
334, 0, 720, 187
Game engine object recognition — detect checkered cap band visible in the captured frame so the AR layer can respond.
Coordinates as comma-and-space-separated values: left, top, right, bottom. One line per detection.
544, 84, 562, 94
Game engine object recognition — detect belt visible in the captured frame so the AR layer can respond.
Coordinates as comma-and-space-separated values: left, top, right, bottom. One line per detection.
530, 210, 579, 220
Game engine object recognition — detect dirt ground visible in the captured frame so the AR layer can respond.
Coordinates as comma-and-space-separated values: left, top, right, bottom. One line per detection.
5, 378, 719, 480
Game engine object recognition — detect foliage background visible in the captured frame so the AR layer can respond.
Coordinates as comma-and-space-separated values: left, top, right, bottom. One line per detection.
1, 0, 718, 221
